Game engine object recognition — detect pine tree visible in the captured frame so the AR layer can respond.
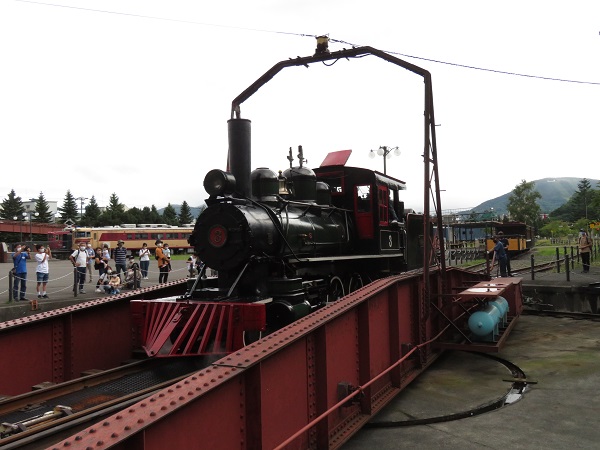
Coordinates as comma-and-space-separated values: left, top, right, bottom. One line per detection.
162, 203, 178, 225
150, 205, 162, 223
58, 190, 79, 224
178, 201, 194, 225
573, 178, 593, 221
0, 189, 25, 220
101, 193, 126, 226
33, 192, 54, 222
82, 196, 102, 226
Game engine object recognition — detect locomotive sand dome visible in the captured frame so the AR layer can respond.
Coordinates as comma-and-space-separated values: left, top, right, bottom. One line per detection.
251, 167, 279, 201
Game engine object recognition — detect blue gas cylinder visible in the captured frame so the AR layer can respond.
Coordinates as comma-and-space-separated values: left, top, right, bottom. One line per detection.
469, 305, 501, 337
488, 296, 508, 317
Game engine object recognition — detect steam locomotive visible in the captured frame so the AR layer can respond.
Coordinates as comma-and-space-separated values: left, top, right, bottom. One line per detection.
133, 44, 438, 358
192, 143, 426, 318
134, 137, 427, 358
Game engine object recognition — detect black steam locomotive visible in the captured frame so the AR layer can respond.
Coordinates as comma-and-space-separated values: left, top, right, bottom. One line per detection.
186, 120, 426, 331
135, 44, 440, 358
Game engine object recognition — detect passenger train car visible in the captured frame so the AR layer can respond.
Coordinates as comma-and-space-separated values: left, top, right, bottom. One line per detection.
48, 224, 194, 255
448, 221, 535, 255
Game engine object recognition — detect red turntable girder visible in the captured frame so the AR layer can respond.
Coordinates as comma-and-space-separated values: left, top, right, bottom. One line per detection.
47, 269, 520, 450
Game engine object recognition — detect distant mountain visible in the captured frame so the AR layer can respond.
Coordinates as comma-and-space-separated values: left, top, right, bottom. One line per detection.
157, 203, 206, 220
472, 178, 599, 216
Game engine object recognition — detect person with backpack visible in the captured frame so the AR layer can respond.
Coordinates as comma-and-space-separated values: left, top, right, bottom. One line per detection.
578, 229, 593, 273
70, 244, 89, 294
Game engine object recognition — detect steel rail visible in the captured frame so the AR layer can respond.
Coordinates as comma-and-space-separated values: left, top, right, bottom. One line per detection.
0, 359, 208, 448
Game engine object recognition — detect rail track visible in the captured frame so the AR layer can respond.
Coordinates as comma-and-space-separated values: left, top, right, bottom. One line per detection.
0, 357, 209, 449
459, 252, 557, 277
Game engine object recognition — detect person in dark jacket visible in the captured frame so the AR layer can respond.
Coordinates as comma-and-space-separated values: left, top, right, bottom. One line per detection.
114, 240, 128, 279
491, 235, 508, 277
496, 231, 512, 276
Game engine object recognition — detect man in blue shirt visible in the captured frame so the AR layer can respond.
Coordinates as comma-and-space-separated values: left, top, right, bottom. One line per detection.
12, 244, 30, 301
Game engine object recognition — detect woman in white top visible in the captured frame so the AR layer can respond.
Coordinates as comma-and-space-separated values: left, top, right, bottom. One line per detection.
35, 244, 52, 299
138, 242, 151, 280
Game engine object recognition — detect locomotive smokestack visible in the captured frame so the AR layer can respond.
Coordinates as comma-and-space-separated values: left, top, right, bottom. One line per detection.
227, 118, 252, 198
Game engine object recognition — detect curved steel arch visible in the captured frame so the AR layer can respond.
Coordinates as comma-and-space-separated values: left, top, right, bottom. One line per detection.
229, 45, 447, 309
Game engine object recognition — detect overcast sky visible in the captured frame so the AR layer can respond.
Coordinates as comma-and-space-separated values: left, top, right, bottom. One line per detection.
1, 0, 598, 214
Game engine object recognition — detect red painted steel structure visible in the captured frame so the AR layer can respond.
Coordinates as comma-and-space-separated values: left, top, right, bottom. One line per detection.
0, 280, 186, 396
39, 268, 522, 450
0, 220, 63, 235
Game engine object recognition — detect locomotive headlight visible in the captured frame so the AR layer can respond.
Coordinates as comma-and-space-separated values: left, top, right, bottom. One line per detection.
204, 169, 237, 197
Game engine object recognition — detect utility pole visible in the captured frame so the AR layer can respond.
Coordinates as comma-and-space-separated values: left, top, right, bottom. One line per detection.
75, 197, 88, 221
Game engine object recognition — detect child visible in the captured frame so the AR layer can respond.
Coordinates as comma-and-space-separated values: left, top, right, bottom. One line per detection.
95, 266, 112, 293
186, 256, 196, 278
107, 272, 121, 295
163, 243, 172, 272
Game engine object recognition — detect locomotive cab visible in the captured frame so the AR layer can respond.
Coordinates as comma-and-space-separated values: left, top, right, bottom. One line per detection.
314, 166, 408, 254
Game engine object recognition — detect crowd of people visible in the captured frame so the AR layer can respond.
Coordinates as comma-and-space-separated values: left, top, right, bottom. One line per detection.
10, 239, 202, 301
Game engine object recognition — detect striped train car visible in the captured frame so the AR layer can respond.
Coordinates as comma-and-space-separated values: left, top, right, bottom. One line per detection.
50, 224, 194, 254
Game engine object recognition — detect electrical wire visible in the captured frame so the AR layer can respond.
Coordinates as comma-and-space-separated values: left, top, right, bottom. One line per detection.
10, 0, 600, 86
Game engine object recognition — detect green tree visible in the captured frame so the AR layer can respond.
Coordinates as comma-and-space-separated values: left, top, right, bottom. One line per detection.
539, 220, 571, 239
101, 193, 126, 226
573, 178, 593, 222
589, 183, 600, 221
33, 192, 54, 223
178, 201, 193, 226
148, 205, 162, 224
123, 207, 144, 225
58, 190, 79, 224
162, 203, 178, 226
506, 180, 542, 228
0, 189, 25, 220
82, 196, 102, 226
550, 179, 599, 223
